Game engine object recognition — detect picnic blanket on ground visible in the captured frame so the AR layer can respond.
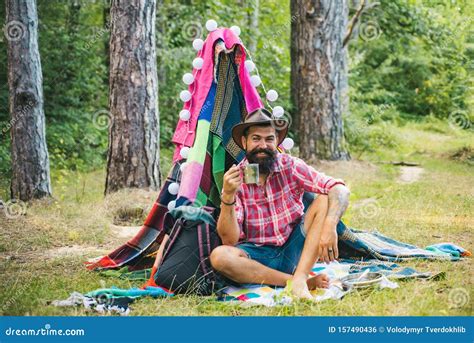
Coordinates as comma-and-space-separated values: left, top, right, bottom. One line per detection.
67, 259, 443, 312
51, 286, 173, 316
335, 222, 460, 261
218, 259, 447, 307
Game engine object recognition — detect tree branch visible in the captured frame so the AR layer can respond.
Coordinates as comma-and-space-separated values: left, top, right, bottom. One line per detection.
343, 0, 366, 48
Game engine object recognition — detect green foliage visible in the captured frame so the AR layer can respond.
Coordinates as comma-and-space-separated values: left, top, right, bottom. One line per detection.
349, 0, 472, 119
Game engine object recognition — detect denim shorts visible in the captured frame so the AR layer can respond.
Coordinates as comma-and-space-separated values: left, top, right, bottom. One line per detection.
236, 220, 307, 275
234, 192, 317, 275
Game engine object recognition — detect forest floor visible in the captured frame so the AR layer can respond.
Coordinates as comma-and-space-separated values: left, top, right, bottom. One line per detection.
0, 120, 472, 316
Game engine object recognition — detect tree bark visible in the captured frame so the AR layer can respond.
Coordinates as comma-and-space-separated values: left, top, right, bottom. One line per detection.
105, 0, 161, 194
291, 0, 350, 161
6, 0, 52, 201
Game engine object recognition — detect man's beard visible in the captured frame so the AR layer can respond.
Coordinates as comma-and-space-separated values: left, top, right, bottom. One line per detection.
246, 148, 277, 175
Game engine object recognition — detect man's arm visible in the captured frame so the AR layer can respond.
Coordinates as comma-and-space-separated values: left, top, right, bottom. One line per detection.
326, 184, 351, 224
318, 184, 350, 262
216, 164, 243, 246
217, 192, 241, 246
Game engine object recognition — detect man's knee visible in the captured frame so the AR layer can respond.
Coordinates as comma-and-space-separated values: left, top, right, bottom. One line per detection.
210, 245, 235, 271
309, 194, 329, 217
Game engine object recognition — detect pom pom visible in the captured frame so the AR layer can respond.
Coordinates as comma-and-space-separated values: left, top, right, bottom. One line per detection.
272, 106, 284, 118
179, 90, 192, 102
244, 60, 255, 73
180, 162, 188, 172
250, 75, 261, 87
205, 19, 218, 31
192, 57, 204, 70
281, 137, 294, 150
182, 73, 194, 85
180, 146, 190, 159
167, 200, 176, 211
179, 109, 191, 121
230, 25, 241, 36
266, 89, 278, 102
168, 182, 179, 195
192, 38, 204, 51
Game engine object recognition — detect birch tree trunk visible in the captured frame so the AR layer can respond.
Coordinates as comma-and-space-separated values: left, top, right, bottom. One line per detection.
291, 0, 350, 161
105, 0, 161, 194
6, 0, 52, 201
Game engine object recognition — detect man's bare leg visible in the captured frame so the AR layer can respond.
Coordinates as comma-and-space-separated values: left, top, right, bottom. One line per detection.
210, 194, 330, 291
291, 194, 330, 299
210, 245, 328, 289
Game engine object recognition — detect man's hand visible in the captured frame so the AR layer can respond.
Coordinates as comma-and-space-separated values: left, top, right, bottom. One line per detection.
316, 184, 350, 263
222, 164, 242, 200
317, 223, 339, 263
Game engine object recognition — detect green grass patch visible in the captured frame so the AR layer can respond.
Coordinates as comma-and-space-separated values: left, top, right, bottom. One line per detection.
0, 120, 472, 316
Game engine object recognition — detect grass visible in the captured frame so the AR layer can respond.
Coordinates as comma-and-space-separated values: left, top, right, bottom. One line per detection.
0, 120, 472, 316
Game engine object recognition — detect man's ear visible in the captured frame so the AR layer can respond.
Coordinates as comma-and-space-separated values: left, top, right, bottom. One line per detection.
241, 136, 247, 150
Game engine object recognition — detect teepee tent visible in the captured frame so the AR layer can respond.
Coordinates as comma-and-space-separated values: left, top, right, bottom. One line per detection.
86, 23, 289, 272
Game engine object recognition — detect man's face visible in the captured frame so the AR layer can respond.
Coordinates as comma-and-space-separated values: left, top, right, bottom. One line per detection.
241, 125, 278, 174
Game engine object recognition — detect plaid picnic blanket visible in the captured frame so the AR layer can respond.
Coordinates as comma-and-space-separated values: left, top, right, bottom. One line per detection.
218, 259, 446, 307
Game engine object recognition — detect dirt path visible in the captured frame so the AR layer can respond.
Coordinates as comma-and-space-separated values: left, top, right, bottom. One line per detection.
398, 166, 424, 183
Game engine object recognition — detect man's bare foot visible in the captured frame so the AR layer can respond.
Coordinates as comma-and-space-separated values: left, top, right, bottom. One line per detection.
290, 274, 330, 300
290, 276, 313, 300
307, 274, 330, 290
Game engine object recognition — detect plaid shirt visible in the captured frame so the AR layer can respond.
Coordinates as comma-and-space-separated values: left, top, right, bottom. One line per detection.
234, 153, 345, 246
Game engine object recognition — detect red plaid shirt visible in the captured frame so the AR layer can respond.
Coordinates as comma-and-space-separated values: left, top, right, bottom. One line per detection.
234, 153, 345, 246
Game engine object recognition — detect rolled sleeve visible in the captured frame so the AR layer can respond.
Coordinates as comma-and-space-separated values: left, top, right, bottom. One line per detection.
292, 157, 345, 195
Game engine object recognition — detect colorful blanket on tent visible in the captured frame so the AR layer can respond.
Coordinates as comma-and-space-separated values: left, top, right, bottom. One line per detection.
86, 29, 261, 272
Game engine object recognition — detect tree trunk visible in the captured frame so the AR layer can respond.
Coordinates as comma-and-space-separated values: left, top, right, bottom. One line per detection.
105, 0, 161, 194
6, 0, 52, 201
102, 0, 110, 86
290, 0, 350, 161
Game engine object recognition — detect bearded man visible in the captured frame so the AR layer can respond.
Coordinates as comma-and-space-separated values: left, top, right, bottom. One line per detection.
210, 108, 350, 299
